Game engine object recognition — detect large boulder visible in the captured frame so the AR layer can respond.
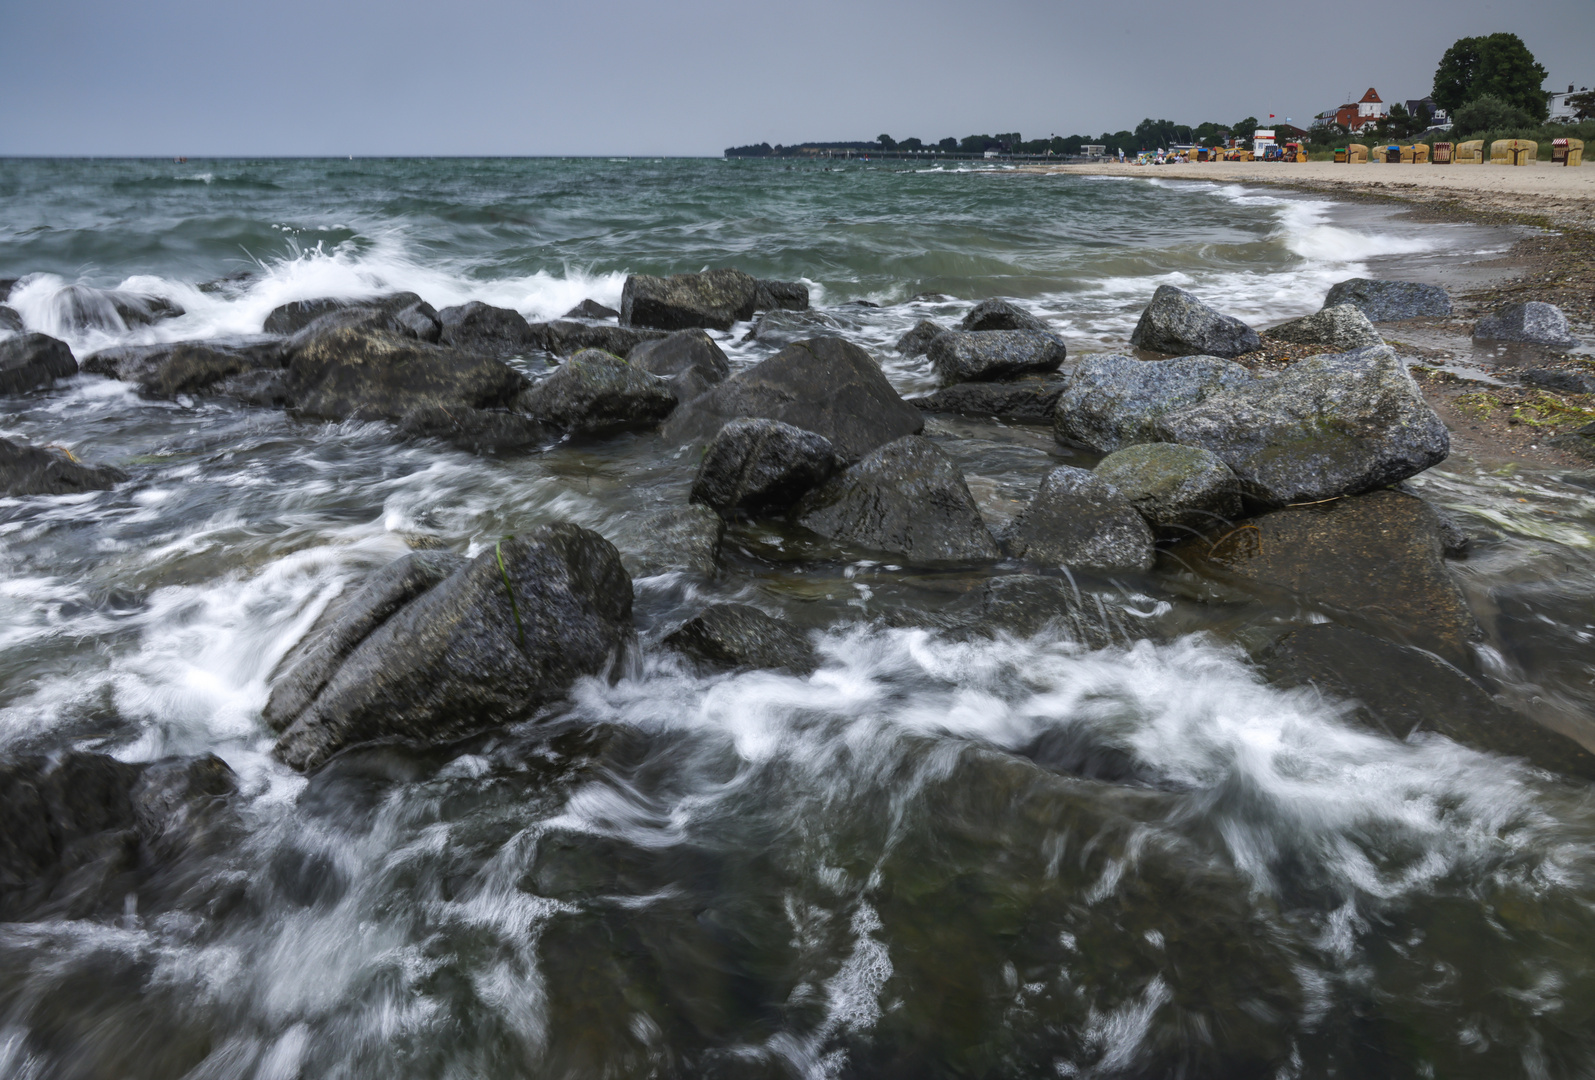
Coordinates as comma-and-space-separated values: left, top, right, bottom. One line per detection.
792, 435, 999, 562
1093, 443, 1242, 540
0, 436, 126, 497
1473, 301, 1580, 350
265, 292, 430, 337
0, 305, 22, 333
83, 340, 286, 398
310, 298, 440, 342
1260, 624, 1595, 781
539, 320, 668, 358
515, 349, 676, 434
272, 524, 634, 770
663, 603, 817, 674
1154, 345, 1448, 505
284, 323, 527, 422
397, 406, 555, 453
742, 309, 847, 349
1053, 353, 1252, 452
959, 298, 1049, 333
626, 329, 730, 402
689, 418, 842, 517
910, 376, 1071, 423
1322, 278, 1451, 322
437, 301, 537, 356
0, 333, 77, 395
662, 336, 923, 462
1265, 304, 1382, 352
619, 505, 724, 578
1002, 466, 1155, 573
1173, 488, 1475, 660
1129, 285, 1261, 358
47, 284, 182, 333
896, 319, 947, 357
927, 329, 1067, 384
751, 279, 810, 313
620, 268, 757, 331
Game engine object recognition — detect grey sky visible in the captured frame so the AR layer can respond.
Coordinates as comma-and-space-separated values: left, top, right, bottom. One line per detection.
2, 0, 1589, 156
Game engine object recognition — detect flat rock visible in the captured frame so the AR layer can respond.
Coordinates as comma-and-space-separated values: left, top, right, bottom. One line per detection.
1265, 304, 1383, 352
627, 329, 731, 402
285, 324, 527, 422
397, 405, 556, 453
751, 279, 810, 313
1261, 624, 1595, 781
1473, 301, 1580, 350
0, 436, 126, 497
266, 293, 428, 337
691, 417, 841, 517
620, 505, 724, 578
1129, 285, 1261, 358
959, 298, 1049, 333
742, 309, 846, 349
1053, 353, 1252, 452
663, 603, 817, 674
563, 299, 620, 320
83, 340, 287, 398
540, 321, 667, 358
662, 336, 923, 462
1003, 466, 1155, 573
437, 301, 537, 356
1171, 488, 1476, 661
897, 319, 947, 357
1522, 367, 1595, 394
1093, 442, 1242, 540
928, 329, 1067, 384
793, 435, 999, 563
273, 523, 634, 771
909, 375, 1070, 422
0, 333, 77, 395
516, 348, 676, 434
621, 268, 760, 331
1154, 345, 1448, 504
1322, 278, 1451, 322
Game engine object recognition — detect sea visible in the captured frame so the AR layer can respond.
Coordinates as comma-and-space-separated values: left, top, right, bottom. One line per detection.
2, 156, 1594, 1079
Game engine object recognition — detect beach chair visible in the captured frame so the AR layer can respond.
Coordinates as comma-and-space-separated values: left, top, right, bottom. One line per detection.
1552, 139, 1584, 166
1399, 145, 1415, 164
1411, 144, 1430, 164
1454, 140, 1485, 163
1334, 148, 1348, 163
1433, 142, 1452, 164
1348, 143, 1369, 163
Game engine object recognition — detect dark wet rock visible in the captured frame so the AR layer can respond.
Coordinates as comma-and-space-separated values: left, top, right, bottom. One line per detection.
975, 574, 1137, 647
0, 279, 16, 302
285, 324, 527, 422
663, 603, 817, 674
627, 329, 731, 402
1003, 466, 1155, 573
751, 278, 810, 314
563, 299, 620, 320
1474, 301, 1580, 350
1093, 443, 1242, 540
959, 298, 1049, 333
0, 332, 78, 395
292, 296, 442, 344
84, 339, 287, 398
1261, 624, 1595, 781
662, 336, 923, 462
265, 294, 398, 336
540, 320, 668, 359
792, 435, 999, 562
437, 301, 536, 356
1265, 304, 1382, 352
0, 305, 22, 333
197, 269, 255, 295
1053, 353, 1252, 452
896, 319, 947, 357
621, 268, 761, 331
621, 505, 724, 578
909, 375, 1070, 423
0, 751, 238, 921
1155, 345, 1448, 505
0, 437, 126, 497
1129, 285, 1261, 359
690, 418, 842, 517
48, 284, 183, 332
397, 406, 556, 453
1171, 488, 1476, 660
928, 329, 1067, 384
218, 368, 292, 407
273, 524, 634, 771
741, 309, 845, 349
1552, 420, 1595, 464
1521, 367, 1595, 394
109, 291, 185, 326
1322, 277, 1452, 322
515, 348, 676, 434
264, 550, 466, 732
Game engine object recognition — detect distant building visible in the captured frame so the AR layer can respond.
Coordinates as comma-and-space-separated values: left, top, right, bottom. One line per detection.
1549, 84, 1591, 122
1324, 89, 1390, 133
1404, 97, 1449, 127
1081, 145, 1106, 158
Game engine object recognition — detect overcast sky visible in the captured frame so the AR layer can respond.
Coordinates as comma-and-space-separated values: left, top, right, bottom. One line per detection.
1, 0, 1589, 156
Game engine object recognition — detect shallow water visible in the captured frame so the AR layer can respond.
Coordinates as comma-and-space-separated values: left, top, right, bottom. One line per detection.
2, 158, 1594, 1078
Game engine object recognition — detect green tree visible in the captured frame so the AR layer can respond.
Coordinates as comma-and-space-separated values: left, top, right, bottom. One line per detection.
1450, 93, 1535, 134
1432, 33, 1548, 120
937, 137, 957, 152
1568, 90, 1595, 121
877, 134, 897, 151
899, 137, 923, 151
1233, 116, 1260, 137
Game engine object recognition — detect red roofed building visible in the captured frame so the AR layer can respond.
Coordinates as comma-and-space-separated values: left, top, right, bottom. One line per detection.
1328, 89, 1389, 133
